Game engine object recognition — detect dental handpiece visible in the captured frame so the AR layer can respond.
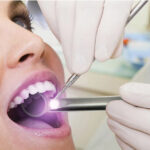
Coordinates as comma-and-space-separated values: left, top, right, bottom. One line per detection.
58, 0, 148, 98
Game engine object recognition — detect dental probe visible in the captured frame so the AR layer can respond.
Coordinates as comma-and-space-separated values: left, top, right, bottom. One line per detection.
55, 74, 80, 98
50, 96, 123, 111
58, 0, 148, 97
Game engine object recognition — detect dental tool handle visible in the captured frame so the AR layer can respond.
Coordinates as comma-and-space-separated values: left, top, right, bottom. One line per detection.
52, 96, 123, 111
126, 0, 148, 24
57, 0, 148, 98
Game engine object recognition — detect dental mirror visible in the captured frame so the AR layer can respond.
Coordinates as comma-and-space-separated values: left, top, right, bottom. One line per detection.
21, 93, 48, 117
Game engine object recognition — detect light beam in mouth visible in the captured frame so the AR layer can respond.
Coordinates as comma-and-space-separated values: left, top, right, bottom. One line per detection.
21, 95, 60, 117
49, 99, 60, 110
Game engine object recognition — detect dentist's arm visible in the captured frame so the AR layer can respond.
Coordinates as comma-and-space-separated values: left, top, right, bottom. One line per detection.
38, 0, 133, 74
107, 82, 150, 150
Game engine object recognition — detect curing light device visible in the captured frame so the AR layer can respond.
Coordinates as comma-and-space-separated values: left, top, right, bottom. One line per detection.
22, 95, 123, 118
49, 96, 123, 111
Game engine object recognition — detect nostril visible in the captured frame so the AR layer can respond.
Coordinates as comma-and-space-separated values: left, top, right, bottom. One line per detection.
19, 54, 34, 63
40, 51, 45, 59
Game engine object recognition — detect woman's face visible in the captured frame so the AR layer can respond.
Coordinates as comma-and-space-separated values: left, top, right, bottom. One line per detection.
0, 1, 75, 150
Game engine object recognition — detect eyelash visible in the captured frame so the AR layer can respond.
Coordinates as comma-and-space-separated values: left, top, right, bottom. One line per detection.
12, 11, 33, 31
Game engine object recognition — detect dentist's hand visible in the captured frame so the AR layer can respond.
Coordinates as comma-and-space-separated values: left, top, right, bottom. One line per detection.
38, 0, 133, 74
107, 82, 150, 150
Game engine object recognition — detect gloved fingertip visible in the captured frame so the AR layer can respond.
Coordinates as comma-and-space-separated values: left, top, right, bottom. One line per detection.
95, 46, 111, 62
120, 82, 130, 94
119, 82, 139, 97
112, 43, 123, 58
107, 118, 112, 127
106, 101, 113, 115
116, 137, 134, 150
68, 67, 87, 75
107, 118, 117, 131
119, 82, 150, 108
106, 100, 122, 116
66, 59, 91, 75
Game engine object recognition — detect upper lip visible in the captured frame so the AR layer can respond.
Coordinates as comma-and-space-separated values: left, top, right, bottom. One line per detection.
7, 70, 60, 111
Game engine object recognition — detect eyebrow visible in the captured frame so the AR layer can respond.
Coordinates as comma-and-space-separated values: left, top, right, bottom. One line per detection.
9, 1, 25, 11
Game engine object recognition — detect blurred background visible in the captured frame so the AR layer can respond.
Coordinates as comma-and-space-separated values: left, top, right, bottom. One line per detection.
26, 1, 150, 149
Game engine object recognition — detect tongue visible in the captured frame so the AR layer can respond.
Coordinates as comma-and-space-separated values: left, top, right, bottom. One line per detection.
18, 118, 53, 129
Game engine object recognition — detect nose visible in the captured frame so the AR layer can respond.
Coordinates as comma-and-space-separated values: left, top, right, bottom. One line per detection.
5, 23, 45, 68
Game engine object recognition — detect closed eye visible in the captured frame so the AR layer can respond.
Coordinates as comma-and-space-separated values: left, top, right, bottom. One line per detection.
9, 1, 33, 31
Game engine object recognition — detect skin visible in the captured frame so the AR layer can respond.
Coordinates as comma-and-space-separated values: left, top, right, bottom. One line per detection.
0, 1, 75, 150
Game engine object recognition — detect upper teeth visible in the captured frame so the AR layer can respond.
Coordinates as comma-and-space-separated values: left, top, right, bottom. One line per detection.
9, 81, 56, 109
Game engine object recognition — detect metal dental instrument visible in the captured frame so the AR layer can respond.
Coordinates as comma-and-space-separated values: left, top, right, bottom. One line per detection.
50, 96, 123, 111
57, 0, 148, 98
55, 74, 80, 99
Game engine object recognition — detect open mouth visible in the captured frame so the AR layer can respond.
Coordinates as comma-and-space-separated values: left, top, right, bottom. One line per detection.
7, 80, 63, 130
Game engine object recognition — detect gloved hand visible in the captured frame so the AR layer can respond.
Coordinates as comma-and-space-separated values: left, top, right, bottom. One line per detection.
38, 0, 133, 74
106, 82, 150, 150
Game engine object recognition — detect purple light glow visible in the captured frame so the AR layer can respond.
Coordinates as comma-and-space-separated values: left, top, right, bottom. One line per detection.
49, 99, 60, 110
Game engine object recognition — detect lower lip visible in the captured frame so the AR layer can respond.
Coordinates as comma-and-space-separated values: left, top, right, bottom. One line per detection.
31, 122, 71, 138
7, 113, 71, 139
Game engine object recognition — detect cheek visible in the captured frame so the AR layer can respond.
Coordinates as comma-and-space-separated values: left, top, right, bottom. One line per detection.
43, 44, 64, 86
0, 122, 12, 149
